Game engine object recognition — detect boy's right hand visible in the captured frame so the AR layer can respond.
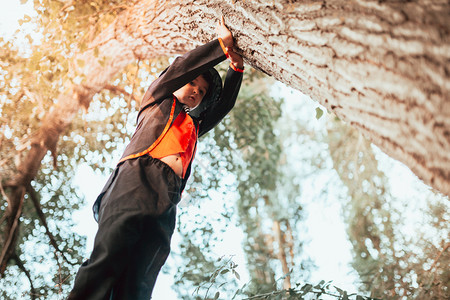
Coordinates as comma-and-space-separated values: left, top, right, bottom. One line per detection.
215, 16, 233, 48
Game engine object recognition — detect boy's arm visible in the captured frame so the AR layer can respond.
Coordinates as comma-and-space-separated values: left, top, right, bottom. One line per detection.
139, 39, 229, 113
198, 63, 243, 137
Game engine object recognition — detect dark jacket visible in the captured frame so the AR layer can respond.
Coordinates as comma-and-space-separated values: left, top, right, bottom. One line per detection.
119, 38, 242, 190
93, 39, 243, 220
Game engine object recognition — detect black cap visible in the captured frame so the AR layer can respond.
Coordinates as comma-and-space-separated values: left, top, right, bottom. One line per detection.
188, 68, 222, 119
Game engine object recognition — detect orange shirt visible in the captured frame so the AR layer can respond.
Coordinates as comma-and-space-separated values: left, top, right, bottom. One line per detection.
149, 110, 197, 178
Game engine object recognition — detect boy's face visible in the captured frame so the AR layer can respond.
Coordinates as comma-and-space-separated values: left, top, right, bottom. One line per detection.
173, 75, 209, 109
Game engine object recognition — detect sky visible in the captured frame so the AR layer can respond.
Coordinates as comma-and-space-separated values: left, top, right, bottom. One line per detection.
0, 0, 34, 40
2, 1, 446, 299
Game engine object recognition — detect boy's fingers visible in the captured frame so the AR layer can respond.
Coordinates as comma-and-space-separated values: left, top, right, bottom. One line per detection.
221, 15, 225, 25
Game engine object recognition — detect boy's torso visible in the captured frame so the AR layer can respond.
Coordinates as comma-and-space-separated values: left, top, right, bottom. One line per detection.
158, 154, 183, 178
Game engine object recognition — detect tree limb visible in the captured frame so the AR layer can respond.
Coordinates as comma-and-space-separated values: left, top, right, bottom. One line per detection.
0, 187, 25, 276
0, 177, 10, 232
103, 83, 139, 103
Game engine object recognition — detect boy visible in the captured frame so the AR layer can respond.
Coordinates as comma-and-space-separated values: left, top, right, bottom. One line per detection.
68, 16, 243, 299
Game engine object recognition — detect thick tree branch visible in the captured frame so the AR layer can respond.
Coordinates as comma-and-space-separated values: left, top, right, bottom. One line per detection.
0, 187, 25, 275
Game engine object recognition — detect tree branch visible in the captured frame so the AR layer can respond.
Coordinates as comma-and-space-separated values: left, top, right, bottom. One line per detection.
0, 175, 11, 231
26, 184, 77, 266
103, 83, 139, 103
12, 253, 37, 300
0, 187, 25, 276
427, 242, 449, 272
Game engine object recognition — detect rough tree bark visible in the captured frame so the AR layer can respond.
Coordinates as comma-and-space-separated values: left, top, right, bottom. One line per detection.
2, 0, 449, 274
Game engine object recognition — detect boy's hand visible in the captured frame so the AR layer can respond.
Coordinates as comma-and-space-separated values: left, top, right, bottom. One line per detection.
215, 16, 243, 69
228, 48, 244, 69
215, 16, 233, 48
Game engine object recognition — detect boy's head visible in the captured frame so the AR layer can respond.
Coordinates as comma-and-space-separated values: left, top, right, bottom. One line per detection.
173, 75, 209, 109
174, 68, 222, 118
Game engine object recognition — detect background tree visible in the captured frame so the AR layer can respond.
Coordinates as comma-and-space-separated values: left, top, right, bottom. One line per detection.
220, 77, 311, 294
327, 119, 449, 299
170, 71, 314, 299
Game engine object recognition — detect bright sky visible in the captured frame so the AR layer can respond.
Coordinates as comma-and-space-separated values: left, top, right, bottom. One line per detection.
0, 0, 34, 39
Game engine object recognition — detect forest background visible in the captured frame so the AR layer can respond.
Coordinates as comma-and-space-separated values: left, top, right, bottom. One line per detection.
0, 1, 448, 299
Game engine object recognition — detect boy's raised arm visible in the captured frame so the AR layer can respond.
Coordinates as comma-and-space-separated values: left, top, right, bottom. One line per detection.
139, 40, 227, 110
139, 16, 237, 116
199, 49, 244, 136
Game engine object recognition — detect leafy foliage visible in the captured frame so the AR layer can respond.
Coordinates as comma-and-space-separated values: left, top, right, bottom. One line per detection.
327, 119, 449, 299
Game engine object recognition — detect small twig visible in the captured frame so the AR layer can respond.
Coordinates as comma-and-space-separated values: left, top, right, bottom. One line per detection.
242, 285, 372, 300
60, 0, 75, 13
127, 58, 141, 110
26, 184, 77, 266
55, 251, 63, 295
103, 84, 139, 103
13, 253, 37, 300
427, 242, 449, 272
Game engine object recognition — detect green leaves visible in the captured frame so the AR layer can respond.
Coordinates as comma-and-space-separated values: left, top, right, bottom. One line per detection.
300, 283, 312, 294
188, 256, 241, 300
227, 280, 378, 300
315, 107, 324, 120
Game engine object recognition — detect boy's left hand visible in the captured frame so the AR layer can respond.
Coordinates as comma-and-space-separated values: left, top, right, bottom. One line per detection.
227, 48, 244, 69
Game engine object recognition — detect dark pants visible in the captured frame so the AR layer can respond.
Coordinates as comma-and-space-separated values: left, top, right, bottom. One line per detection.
68, 156, 182, 300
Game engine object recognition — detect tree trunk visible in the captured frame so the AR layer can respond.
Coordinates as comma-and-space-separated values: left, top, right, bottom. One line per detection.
273, 220, 291, 290
131, 0, 450, 195
221, 0, 450, 196
91, 0, 450, 196
2, 0, 449, 274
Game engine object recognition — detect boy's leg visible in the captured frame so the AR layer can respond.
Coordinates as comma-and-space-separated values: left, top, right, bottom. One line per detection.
110, 205, 177, 300
68, 198, 144, 300
68, 156, 181, 300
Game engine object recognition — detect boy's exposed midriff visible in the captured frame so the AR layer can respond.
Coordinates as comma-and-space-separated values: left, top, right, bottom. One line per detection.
159, 153, 183, 178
